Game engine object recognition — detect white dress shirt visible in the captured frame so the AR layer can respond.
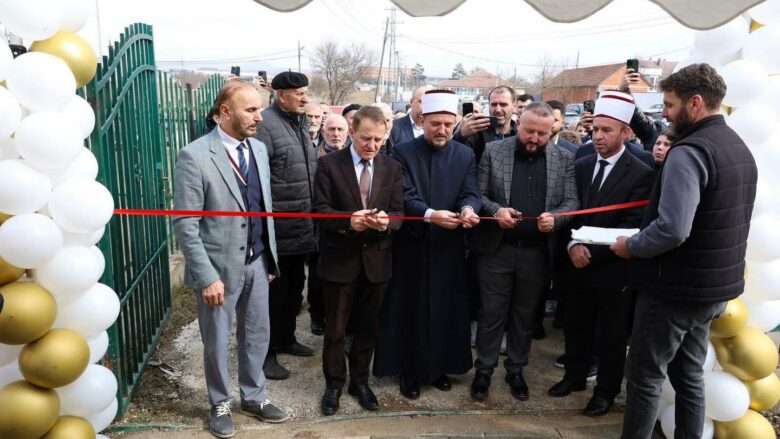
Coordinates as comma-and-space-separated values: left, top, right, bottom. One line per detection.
217, 125, 249, 181
410, 115, 423, 139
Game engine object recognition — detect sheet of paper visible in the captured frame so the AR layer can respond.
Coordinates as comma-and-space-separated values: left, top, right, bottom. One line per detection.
571, 226, 640, 246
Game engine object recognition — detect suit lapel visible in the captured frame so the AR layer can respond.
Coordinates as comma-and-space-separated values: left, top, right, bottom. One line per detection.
593, 150, 631, 206
247, 137, 272, 212
501, 140, 514, 204
544, 142, 559, 211
582, 155, 597, 208
368, 154, 386, 208
209, 130, 246, 211
337, 148, 365, 209
405, 116, 415, 141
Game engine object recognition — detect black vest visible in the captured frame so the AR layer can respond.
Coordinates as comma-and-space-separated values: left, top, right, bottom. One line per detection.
234, 144, 267, 261
630, 115, 757, 303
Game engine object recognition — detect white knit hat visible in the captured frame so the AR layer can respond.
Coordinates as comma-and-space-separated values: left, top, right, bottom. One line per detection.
422, 89, 458, 116
594, 90, 635, 124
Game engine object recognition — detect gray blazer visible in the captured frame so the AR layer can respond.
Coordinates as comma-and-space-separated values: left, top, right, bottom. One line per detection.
173, 129, 280, 295
470, 137, 579, 259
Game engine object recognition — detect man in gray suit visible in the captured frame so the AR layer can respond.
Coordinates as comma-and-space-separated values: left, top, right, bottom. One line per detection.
174, 81, 289, 438
469, 102, 578, 402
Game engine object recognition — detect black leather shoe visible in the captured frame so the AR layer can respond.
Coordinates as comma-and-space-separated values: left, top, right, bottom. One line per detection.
348, 383, 379, 411
399, 376, 420, 400
310, 319, 324, 336
431, 375, 451, 391
505, 373, 529, 401
320, 387, 341, 416
263, 355, 289, 380
547, 379, 587, 397
276, 341, 314, 357
470, 372, 491, 401
583, 394, 614, 417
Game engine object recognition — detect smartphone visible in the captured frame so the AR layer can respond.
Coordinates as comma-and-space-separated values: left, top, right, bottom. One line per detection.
488, 116, 499, 128
626, 58, 639, 72
583, 99, 595, 114
230, 66, 241, 77
462, 102, 474, 116
257, 70, 267, 82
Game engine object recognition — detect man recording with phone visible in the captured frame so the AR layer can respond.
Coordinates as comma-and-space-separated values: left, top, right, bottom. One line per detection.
454, 85, 518, 165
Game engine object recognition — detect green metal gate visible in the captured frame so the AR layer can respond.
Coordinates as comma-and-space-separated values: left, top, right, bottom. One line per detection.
84, 23, 224, 416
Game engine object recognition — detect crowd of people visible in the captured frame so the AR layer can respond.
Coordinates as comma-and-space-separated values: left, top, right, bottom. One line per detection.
173, 62, 757, 439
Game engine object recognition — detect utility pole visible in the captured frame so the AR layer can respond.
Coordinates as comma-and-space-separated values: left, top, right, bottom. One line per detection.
575, 51, 580, 69
297, 40, 304, 72
374, 17, 390, 103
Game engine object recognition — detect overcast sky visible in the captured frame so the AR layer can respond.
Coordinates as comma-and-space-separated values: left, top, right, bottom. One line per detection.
78, 0, 696, 79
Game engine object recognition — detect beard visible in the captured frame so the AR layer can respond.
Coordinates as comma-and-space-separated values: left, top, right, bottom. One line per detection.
669, 106, 693, 138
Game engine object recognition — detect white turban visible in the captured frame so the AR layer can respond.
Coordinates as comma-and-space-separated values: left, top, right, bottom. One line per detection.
594, 90, 635, 124
422, 90, 458, 116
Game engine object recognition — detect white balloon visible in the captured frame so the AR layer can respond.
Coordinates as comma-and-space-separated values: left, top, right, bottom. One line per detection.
46, 147, 99, 186
0, 86, 22, 139
14, 112, 83, 170
702, 418, 714, 439
742, 25, 780, 74
0, 160, 52, 215
660, 403, 676, 438
85, 397, 117, 433
0, 42, 12, 82
85, 331, 108, 364
720, 60, 769, 108
745, 259, 780, 300
726, 104, 775, 146
693, 16, 750, 58
751, 0, 780, 26
703, 341, 717, 371
54, 283, 119, 337
661, 376, 676, 404
703, 370, 750, 421
746, 215, 780, 262
755, 76, 780, 120
62, 226, 105, 247
0, 0, 63, 41
0, 364, 23, 388
97, 435, 110, 439
6, 52, 76, 112
0, 344, 22, 368
0, 136, 20, 160
746, 299, 780, 332
752, 178, 778, 217
0, 213, 63, 268
59, 0, 91, 32
60, 95, 95, 139
90, 245, 105, 274
57, 364, 117, 416
36, 245, 102, 302
48, 178, 114, 233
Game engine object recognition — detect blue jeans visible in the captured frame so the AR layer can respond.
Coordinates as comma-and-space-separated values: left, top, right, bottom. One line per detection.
620, 292, 726, 439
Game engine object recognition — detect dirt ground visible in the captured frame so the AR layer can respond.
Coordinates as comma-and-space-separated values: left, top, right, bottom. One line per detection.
111, 279, 779, 438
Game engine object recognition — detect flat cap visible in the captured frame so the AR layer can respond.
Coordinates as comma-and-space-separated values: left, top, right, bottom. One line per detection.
271, 71, 309, 90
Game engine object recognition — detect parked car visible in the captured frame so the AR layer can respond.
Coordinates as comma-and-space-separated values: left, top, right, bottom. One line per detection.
564, 112, 580, 130
565, 103, 583, 115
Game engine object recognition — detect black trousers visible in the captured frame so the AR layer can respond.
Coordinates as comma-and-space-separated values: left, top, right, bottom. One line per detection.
563, 279, 629, 399
307, 252, 324, 322
621, 292, 726, 439
322, 274, 386, 388
268, 253, 308, 352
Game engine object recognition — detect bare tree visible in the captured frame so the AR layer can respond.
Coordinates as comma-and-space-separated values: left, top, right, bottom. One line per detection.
525, 53, 561, 98
172, 70, 210, 89
310, 40, 375, 105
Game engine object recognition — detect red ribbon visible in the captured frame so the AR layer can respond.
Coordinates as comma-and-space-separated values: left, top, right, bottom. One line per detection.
113, 200, 649, 221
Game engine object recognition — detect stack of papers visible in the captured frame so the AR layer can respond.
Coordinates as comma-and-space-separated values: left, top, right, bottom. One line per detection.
571, 226, 640, 246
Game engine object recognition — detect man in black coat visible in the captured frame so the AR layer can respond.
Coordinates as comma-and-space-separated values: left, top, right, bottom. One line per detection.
547, 91, 654, 418
313, 106, 405, 416
389, 86, 430, 146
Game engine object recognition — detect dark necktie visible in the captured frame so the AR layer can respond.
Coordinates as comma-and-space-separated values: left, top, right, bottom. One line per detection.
359, 159, 371, 208
236, 142, 248, 181
589, 159, 609, 198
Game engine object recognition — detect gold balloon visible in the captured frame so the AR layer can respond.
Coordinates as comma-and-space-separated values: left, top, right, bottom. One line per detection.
714, 327, 779, 381
0, 212, 10, 224
710, 298, 748, 338
0, 281, 57, 345
30, 31, 97, 87
19, 329, 90, 389
714, 409, 775, 439
743, 372, 780, 412
41, 416, 95, 439
751, 19, 765, 33
0, 255, 24, 287
0, 380, 60, 439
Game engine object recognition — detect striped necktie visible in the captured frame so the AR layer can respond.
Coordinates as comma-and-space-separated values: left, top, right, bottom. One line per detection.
236, 142, 249, 181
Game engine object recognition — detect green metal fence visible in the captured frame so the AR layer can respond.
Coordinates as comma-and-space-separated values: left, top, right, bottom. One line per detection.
84, 23, 223, 416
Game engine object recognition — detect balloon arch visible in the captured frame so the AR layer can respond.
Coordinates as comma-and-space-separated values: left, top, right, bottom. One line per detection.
0, 1, 778, 438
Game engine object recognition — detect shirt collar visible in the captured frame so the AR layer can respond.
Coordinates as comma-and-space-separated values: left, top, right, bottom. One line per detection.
598, 144, 626, 165
350, 144, 372, 167
216, 124, 246, 150
410, 114, 422, 131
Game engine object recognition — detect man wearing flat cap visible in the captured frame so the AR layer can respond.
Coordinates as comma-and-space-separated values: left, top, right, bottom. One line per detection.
374, 89, 481, 399
254, 71, 317, 380
548, 91, 654, 418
